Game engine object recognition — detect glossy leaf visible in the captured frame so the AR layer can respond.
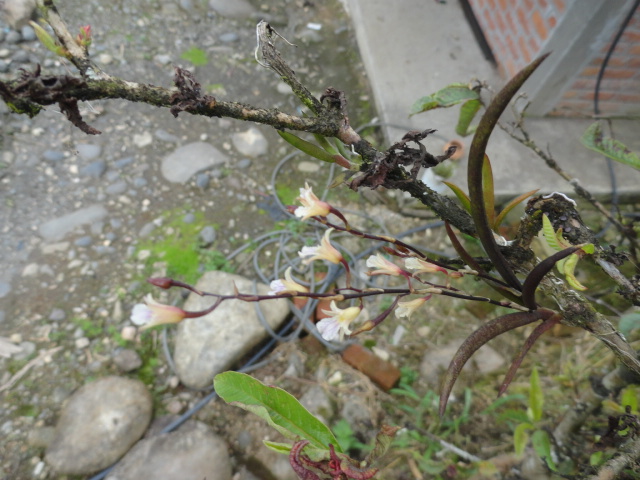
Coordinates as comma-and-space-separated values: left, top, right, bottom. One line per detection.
456, 99, 481, 136
581, 122, 640, 170
532, 430, 557, 471
214, 372, 341, 452
410, 84, 480, 115
528, 367, 543, 423
442, 181, 472, 214
494, 189, 539, 230
264, 441, 293, 454
562, 253, 587, 291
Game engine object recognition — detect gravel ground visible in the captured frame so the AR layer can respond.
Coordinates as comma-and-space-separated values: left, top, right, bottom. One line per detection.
0, 0, 377, 477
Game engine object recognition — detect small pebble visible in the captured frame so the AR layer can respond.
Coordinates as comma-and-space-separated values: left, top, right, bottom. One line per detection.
0, 61, 9, 73
219, 32, 239, 43
5, 31, 22, 44
195, 173, 210, 189
183, 213, 196, 224
75, 337, 90, 349
21, 25, 36, 42
236, 158, 252, 169
199, 225, 216, 245
43, 150, 65, 162
74, 236, 93, 247
12, 50, 30, 63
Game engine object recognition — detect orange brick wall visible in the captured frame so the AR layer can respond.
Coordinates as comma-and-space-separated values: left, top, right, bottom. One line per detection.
467, 0, 640, 117
553, 12, 640, 116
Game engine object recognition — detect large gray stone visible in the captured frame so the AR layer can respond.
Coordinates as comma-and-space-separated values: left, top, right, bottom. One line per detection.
208, 0, 256, 19
105, 421, 231, 480
45, 376, 152, 475
161, 142, 227, 183
38, 205, 108, 241
174, 271, 289, 388
231, 127, 268, 158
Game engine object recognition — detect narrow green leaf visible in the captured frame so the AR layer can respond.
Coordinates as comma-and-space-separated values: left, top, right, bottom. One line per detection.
263, 441, 292, 454
30, 21, 69, 58
214, 372, 341, 452
620, 386, 638, 413
481, 154, 495, 228
278, 130, 347, 166
531, 430, 557, 471
541, 214, 569, 251
581, 122, 640, 170
514, 423, 533, 455
580, 243, 595, 255
180, 47, 208, 66
456, 99, 482, 136
494, 189, 539, 230
312, 134, 339, 155
442, 181, 472, 214
410, 84, 480, 115
528, 367, 543, 423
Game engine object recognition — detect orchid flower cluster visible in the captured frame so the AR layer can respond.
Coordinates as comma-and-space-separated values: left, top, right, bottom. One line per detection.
131, 183, 527, 342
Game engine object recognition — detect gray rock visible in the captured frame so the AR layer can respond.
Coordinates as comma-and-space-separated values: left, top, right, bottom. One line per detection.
5, 31, 22, 44
106, 181, 127, 195
195, 172, 209, 189
153, 54, 172, 66
105, 421, 231, 480
1, 0, 36, 29
0, 282, 11, 298
199, 225, 216, 245
0, 311, 5, 324
0, 60, 8, 73
113, 349, 142, 373
49, 308, 66, 322
38, 205, 108, 241
20, 25, 36, 41
79, 160, 107, 178
75, 144, 102, 161
219, 32, 239, 43
209, 0, 256, 18
231, 127, 268, 158
299, 385, 333, 425
13, 341, 36, 361
161, 142, 227, 184
43, 150, 65, 162
133, 177, 147, 187
297, 161, 321, 173
12, 50, 30, 63
113, 156, 134, 168
74, 236, 93, 247
45, 376, 152, 476
182, 213, 195, 224
174, 271, 289, 388
236, 158, 252, 169
154, 129, 179, 143
420, 338, 505, 386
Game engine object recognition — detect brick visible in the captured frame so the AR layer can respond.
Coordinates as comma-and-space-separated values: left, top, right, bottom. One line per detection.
532, 10, 548, 40
518, 36, 532, 63
579, 91, 614, 101
487, 0, 496, 10
341, 344, 401, 392
538, 0, 548, 8
483, 9, 496, 31
547, 14, 557, 29
581, 66, 600, 76
623, 31, 640, 43
528, 36, 540, 55
506, 34, 518, 58
495, 11, 507, 32
517, 8, 531, 35
498, 0, 508, 10
603, 68, 637, 79
561, 90, 578, 99
524, 0, 533, 10
552, 0, 565, 14
614, 93, 640, 103
630, 44, 640, 55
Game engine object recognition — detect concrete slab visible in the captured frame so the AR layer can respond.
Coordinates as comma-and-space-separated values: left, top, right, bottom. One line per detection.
342, 0, 640, 200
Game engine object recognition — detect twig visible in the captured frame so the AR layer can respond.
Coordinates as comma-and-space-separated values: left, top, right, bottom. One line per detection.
587, 434, 640, 480
0, 346, 63, 393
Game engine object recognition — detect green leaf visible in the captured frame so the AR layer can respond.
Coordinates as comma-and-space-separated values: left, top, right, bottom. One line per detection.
278, 130, 348, 167
541, 214, 568, 251
620, 386, 638, 413
30, 21, 69, 58
312, 134, 339, 156
456, 99, 482, 136
619, 312, 640, 338
514, 423, 533, 455
494, 189, 539, 230
180, 47, 208, 66
532, 430, 557, 471
214, 372, 341, 452
263, 441, 292, 454
410, 84, 480, 115
563, 253, 587, 291
581, 122, 640, 170
481, 154, 495, 228
528, 366, 543, 423
442, 181, 471, 214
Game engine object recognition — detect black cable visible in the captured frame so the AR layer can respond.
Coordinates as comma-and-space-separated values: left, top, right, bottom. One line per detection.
593, 0, 639, 237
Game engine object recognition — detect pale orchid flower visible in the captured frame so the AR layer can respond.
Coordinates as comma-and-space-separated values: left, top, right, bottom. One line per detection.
395, 296, 431, 320
294, 183, 331, 221
316, 301, 361, 342
404, 257, 448, 275
365, 253, 404, 276
268, 267, 309, 295
130, 294, 187, 330
298, 228, 343, 265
